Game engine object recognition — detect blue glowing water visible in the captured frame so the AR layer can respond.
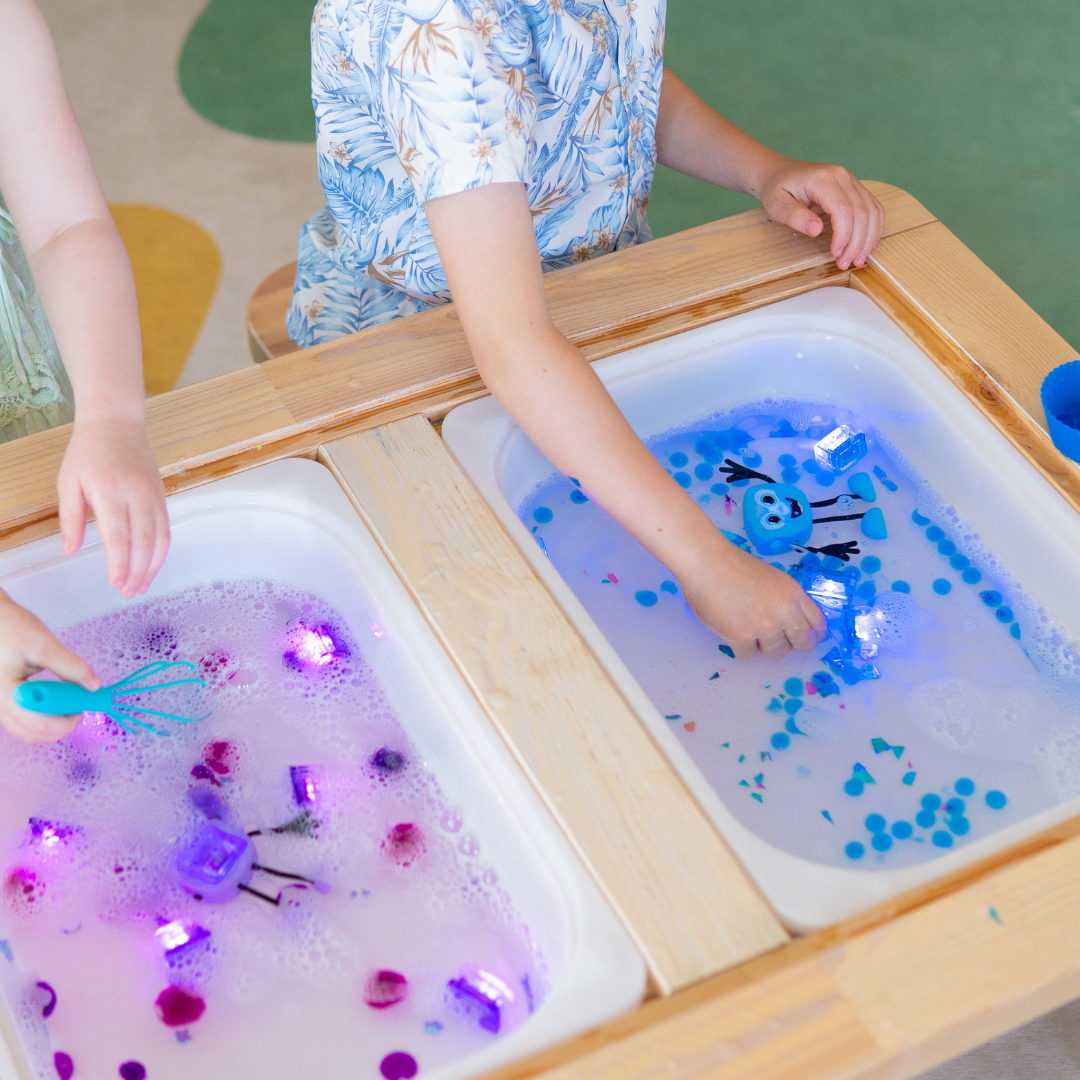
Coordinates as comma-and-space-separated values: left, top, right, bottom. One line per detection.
520, 404, 1080, 870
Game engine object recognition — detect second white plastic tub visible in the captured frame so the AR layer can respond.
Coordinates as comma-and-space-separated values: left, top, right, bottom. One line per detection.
443, 286, 1080, 930
0, 459, 645, 1080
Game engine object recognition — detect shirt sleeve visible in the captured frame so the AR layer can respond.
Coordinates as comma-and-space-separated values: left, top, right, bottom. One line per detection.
378, 1, 536, 202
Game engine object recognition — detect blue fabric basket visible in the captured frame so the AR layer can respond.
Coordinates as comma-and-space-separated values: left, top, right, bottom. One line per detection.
1041, 360, 1080, 462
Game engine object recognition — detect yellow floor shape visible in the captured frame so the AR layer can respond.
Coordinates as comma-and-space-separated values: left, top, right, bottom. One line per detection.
110, 205, 222, 395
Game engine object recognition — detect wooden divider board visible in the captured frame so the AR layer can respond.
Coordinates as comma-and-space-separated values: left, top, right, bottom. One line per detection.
320, 417, 788, 994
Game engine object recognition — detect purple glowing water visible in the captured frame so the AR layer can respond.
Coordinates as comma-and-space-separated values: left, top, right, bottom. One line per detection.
0, 580, 545, 1079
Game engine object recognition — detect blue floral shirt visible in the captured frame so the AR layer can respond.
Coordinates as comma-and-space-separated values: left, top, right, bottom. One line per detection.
288, 0, 666, 347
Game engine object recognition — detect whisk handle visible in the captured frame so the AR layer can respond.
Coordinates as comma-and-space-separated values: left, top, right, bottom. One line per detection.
12, 681, 105, 716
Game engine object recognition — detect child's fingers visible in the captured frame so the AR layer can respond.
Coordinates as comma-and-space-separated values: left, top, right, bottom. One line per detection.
801, 596, 828, 638
56, 468, 88, 558
840, 182, 877, 268
845, 181, 882, 268
854, 191, 886, 267
730, 636, 759, 661
124, 495, 161, 597
143, 501, 171, 595
0, 700, 82, 745
24, 624, 101, 691
97, 501, 133, 595
804, 170, 872, 269
757, 628, 792, 660
785, 621, 818, 653
771, 190, 824, 239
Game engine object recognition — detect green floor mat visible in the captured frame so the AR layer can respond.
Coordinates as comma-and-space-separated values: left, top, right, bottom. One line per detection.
652, 0, 1080, 350
178, 0, 316, 143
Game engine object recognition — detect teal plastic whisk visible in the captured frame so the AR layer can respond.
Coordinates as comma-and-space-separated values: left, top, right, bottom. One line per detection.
13, 660, 210, 735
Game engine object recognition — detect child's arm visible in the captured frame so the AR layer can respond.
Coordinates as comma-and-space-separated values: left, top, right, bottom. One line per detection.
655, 69, 885, 270
426, 183, 825, 660
0, 589, 100, 743
0, 0, 169, 599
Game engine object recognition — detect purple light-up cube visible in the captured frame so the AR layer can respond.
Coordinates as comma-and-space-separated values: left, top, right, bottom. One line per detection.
175, 823, 255, 904
154, 919, 212, 967
289, 765, 324, 807
283, 623, 347, 669
446, 965, 516, 1034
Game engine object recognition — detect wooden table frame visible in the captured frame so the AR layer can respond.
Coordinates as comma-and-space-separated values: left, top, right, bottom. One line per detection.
2, 184, 1080, 1079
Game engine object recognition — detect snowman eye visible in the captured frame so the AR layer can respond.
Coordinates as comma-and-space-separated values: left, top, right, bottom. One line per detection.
754, 489, 778, 507
760, 513, 786, 531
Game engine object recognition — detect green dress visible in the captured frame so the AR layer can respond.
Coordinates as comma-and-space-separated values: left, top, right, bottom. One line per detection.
0, 191, 74, 441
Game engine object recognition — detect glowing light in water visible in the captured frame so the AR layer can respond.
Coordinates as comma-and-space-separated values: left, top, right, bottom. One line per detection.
25, 819, 81, 850
289, 765, 324, 807
283, 623, 345, 668
154, 919, 211, 966
175, 823, 255, 903
446, 965, 516, 1033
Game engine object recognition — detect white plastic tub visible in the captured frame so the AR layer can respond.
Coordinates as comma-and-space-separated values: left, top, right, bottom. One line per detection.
443, 286, 1080, 930
0, 459, 645, 1080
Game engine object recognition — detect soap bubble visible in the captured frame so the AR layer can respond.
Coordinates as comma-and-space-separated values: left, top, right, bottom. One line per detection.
795, 707, 849, 742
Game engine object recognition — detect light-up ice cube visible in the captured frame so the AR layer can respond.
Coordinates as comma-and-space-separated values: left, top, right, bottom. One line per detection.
289, 765, 324, 807
175, 822, 255, 903
154, 918, 212, 967
814, 425, 867, 473
446, 965, 516, 1033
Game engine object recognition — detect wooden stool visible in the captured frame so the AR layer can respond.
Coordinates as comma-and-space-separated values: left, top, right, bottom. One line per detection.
247, 262, 299, 362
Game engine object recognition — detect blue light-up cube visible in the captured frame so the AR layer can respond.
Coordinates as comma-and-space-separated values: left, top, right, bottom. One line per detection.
741, 483, 813, 555
175, 823, 255, 904
797, 562, 861, 656
446, 966, 516, 1034
814, 426, 867, 473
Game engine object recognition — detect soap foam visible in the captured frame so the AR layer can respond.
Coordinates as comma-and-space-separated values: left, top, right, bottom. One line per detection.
0, 580, 546, 1079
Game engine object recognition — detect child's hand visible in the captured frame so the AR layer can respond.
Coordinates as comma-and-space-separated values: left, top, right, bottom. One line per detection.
57, 418, 169, 599
0, 589, 100, 744
680, 546, 827, 661
754, 158, 885, 271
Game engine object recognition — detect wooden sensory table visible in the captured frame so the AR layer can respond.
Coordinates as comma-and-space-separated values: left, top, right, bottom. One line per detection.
2, 183, 1080, 1080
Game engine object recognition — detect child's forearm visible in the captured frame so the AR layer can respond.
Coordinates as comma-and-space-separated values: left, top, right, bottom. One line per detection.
427, 183, 731, 581
28, 217, 146, 427
480, 319, 735, 582
655, 69, 784, 197
1, 0, 144, 426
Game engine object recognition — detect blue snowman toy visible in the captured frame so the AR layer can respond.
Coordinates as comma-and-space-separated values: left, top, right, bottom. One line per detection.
742, 483, 813, 555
